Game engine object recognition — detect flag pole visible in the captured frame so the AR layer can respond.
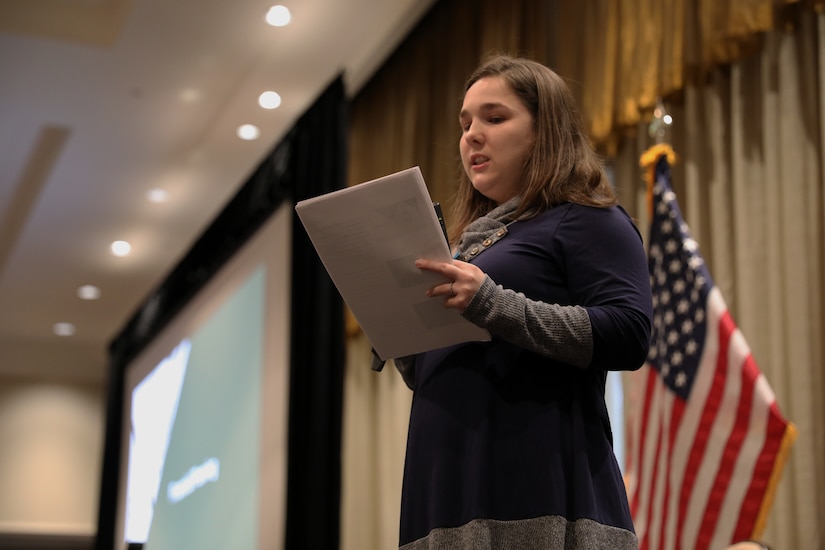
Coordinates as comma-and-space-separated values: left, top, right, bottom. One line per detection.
640, 97, 678, 217
752, 415, 798, 538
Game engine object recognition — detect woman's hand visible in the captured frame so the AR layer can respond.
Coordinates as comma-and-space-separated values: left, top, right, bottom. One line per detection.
415, 258, 486, 312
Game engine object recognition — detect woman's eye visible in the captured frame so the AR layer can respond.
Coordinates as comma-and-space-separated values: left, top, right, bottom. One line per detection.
489, 116, 504, 124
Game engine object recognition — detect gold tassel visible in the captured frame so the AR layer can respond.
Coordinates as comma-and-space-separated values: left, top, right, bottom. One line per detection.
639, 144, 678, 217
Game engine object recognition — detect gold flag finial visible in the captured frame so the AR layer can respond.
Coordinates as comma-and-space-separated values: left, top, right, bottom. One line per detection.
639, 143, 678, 217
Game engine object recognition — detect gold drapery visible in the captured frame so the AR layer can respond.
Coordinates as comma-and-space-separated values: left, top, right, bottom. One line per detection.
553, 0, 819, 154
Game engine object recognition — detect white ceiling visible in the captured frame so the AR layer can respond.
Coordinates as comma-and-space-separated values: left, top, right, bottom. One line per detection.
0, 0, 436, 383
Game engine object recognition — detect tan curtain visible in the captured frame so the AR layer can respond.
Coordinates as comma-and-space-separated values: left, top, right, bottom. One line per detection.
553, 0, 812, 154
342, 1, 825, 548
611, 13, 825, 547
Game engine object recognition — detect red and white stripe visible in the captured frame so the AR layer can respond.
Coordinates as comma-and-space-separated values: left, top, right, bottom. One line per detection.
627, 287, 789, 549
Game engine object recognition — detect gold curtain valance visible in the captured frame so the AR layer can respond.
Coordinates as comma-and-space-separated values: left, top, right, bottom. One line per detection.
553, 0, 819, 154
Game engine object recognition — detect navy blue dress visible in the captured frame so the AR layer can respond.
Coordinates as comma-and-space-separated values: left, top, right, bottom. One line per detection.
399, 203, 653, 549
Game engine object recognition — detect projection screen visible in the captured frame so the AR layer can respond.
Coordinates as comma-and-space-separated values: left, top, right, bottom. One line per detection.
113, 204, 292, 550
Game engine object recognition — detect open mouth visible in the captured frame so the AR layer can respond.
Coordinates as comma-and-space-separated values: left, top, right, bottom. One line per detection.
471, 154, 489, 167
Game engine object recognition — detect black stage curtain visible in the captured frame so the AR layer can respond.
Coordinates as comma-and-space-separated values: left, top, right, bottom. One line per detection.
95, 76, 346, 550
284, 76, 347, 550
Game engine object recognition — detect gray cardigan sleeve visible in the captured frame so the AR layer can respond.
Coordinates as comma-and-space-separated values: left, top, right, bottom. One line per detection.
461, 276, 593, 368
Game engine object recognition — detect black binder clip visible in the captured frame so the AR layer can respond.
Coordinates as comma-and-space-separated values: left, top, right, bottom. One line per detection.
370, 348, 386, 372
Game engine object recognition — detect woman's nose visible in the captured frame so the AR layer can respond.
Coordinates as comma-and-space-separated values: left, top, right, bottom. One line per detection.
463, 121, 483, 145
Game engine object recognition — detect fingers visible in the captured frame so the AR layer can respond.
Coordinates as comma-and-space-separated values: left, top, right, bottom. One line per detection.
441, 281, 457, 300
415, 258, 473, 310
414, 258, 454, 276
424, 280, 456, 299
443, 280, 468, 312
415, 259, 455, 297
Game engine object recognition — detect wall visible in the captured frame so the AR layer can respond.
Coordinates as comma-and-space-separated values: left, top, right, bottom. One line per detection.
0, 376, 103, 540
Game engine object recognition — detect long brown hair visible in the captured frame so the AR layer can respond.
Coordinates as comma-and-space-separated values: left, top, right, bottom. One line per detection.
449, 54, 617, 242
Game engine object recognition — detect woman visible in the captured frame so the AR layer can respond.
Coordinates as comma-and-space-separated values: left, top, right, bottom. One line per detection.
399, 55, 653, 549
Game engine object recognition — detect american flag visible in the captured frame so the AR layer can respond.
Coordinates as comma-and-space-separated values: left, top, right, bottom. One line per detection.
625, 150, 796, 550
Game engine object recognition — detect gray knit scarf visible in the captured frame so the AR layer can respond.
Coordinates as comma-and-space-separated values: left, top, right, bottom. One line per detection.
455, 196, 522, 261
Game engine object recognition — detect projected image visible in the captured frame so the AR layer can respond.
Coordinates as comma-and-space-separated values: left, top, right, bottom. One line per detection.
124, 339, 192, 541
124, 267, 265, 549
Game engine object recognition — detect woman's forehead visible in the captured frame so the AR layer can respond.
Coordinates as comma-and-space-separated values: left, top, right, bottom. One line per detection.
460, 77, 521, 112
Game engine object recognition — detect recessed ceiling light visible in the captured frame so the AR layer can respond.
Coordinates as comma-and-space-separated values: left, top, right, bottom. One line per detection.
259, 91, 282, 109
111, 240, 132, 257
179, 88, 202, 103
77, 284, 101, 300
53, 322, 76, 337
147, 188, 168, 203
265, 5, 291, 27
237, 124, 260, 140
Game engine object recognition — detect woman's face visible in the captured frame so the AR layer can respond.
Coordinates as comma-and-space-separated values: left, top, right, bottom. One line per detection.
459, 76, 535, 204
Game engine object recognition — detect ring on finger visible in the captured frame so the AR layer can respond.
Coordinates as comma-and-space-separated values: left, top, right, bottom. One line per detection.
449, 282, 456, 297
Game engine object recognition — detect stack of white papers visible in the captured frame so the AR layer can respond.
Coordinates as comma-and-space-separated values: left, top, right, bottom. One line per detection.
295, 166, 491, 360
